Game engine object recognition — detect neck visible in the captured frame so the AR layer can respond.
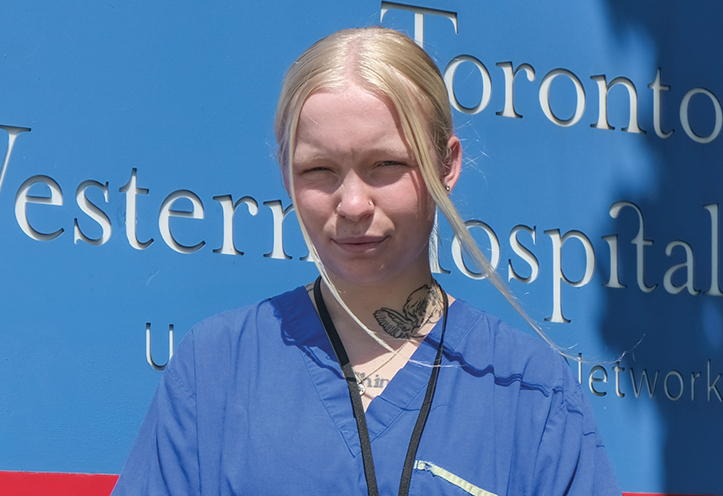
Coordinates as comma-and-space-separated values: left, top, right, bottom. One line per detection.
319, 269, 445, 351
311, 274, 450, 410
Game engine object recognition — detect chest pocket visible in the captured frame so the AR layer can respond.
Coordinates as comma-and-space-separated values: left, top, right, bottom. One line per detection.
410, 460, 498, 496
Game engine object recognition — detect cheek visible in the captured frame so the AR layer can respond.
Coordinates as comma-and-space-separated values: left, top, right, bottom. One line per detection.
400, 181, 435, 221
404, 170, 434, 215
412, 189, 438, 236
384, 189, 436, 234
293, 190, 332, 233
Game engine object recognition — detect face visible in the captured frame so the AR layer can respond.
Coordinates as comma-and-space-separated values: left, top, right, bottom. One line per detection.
290, 84, 443, 288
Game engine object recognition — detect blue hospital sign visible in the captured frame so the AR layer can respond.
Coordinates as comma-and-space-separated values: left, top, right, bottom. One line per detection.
0, 2, 721, 495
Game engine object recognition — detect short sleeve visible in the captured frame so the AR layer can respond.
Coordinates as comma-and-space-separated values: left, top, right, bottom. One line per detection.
530, 372, 621, 496
112, 331, 200, 496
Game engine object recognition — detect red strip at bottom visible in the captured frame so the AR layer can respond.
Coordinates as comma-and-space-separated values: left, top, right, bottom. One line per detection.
623, 494, 719, 496
0, 471, 119, 496
0, 472, 718, 496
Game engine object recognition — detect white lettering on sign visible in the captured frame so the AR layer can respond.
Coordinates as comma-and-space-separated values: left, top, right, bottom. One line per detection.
704, 204, 722, 296
158, 190, 206, 254
119, 168, 153, 250
613, 362, 625, 398
575, 355, 723, 404
380, 1, 457, 48
664, 371, 685, 401
680, 88, 722, 144
444, 55, 492, 115
508, 225, 539, 284
213, 195, 259, 256
7, 168, 722, 325
0, 4, 720, 336
589, 365, 609, 397
381, 4, 723, 143
74, 180, 112, 246
263, 200, 296, 260
543, 229, 596, 323
451, 220, 500, 279
609, 201, 657, 293
539, 69, 586, 127
15, 175, 64, 241
663, 241, 698, 295
631, 368, 659, 399
0, 125, 31, 199
648, 69, 674, 138
708, 360, 722, 402
590, 75, 644, 133
496, 62, 536, 119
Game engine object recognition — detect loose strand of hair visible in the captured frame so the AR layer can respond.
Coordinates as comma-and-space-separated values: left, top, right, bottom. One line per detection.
383, 68, 571, 359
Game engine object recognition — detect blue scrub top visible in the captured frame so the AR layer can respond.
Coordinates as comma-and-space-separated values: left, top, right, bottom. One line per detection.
112, 286, 621, 495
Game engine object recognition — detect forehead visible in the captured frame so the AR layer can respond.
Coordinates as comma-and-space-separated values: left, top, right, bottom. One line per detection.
294, 85, 411, 160
300, 84, 400, 128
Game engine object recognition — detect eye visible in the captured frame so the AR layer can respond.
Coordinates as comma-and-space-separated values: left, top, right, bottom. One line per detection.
305, 166, 332, 173
294, 162, 334, 175
377, 160, 407, 168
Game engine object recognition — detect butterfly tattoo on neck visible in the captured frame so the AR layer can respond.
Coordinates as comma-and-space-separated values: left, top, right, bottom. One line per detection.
373, 284, 444, 339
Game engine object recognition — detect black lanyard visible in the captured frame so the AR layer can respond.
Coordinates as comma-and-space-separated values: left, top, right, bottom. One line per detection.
313, 277, 448, 496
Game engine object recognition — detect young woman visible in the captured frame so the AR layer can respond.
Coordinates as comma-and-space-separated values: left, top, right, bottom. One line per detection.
113, 27, 620, 495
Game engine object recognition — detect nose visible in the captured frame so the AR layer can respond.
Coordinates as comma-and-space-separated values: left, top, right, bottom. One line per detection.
336, 172, 374, 221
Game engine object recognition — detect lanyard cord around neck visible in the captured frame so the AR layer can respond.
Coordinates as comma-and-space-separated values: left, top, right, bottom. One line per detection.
313, 277, 448, 496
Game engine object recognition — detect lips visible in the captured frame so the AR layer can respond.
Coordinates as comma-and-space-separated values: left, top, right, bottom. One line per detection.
332, 235, 388, 253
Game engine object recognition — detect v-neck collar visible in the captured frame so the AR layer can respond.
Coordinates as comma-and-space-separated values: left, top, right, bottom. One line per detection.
277, 285, 465, 457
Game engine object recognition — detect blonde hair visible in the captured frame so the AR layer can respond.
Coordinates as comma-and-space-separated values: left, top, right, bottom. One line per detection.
275, 27, 558, 353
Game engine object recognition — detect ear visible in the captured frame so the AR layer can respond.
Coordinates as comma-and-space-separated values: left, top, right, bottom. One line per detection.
442, 135, 462, 192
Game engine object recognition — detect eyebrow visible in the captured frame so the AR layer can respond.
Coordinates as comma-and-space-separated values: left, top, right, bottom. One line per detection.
293, 144, 413, 164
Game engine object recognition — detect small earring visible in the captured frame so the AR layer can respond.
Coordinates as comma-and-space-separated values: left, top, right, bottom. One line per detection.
445, 185, 451, 192
368, 200, 373, 206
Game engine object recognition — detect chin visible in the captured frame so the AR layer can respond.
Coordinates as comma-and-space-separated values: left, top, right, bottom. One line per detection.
326, 259, 428, 290
326, 269, 389, 288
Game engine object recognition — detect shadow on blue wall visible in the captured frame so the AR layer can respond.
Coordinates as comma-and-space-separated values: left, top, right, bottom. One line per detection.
601, 2, 723, 493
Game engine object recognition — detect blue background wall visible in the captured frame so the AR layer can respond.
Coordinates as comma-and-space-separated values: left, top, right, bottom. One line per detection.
0, 2, 721, 494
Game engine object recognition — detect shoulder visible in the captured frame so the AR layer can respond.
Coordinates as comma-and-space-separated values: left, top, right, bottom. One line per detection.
184, 285, 309, 345
164, 285, 311, 384
449, 301, 621, 490
452, 301, 607, 450
448, 299, 580, 403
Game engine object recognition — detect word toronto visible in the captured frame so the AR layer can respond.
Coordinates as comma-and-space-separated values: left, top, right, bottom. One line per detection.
382, 2, 723, 143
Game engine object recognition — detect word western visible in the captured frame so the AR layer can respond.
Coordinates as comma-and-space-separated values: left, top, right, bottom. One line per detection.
9, 169, 722, 324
